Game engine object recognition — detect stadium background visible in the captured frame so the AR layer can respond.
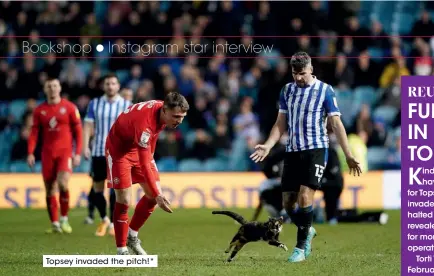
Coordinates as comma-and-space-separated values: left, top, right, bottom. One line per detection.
0, 0, 433, 211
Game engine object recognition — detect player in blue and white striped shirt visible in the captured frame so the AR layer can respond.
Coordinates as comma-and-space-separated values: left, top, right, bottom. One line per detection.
250, 52, 361, 263
83, 73, 132, 237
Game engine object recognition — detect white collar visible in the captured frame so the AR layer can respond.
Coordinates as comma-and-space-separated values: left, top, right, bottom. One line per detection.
103, 94, 121, 103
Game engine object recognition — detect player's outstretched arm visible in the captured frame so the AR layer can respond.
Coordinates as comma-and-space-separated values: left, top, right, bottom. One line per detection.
83, 100, 96, 160
328, 115, 361, 176
324, 84, 361, 176
70, 105, 83, 166
250, 112, 287, 163
82, 121, 94, 160
134, 122, 173, 213
137, 148, 173, 213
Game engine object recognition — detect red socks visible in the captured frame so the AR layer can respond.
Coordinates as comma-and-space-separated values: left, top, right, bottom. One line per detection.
46, 196, 59, 223
59, 190, 69, 217
114, 202, 130, 247
129, 196, 156, 232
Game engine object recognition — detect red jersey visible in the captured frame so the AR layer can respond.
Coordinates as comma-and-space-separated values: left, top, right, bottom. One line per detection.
106, 100, 166, 197
28, 98, 83, 156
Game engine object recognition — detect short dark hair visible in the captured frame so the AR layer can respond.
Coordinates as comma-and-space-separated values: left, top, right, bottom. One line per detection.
290, 51, 312, 72
45, 77, 59, 84
102, 73, 119, 82
164, 92, 189, 112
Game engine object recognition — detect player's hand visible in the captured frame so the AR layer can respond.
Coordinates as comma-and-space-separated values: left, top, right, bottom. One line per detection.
249, 144, 271, 163
84, 148, 91, 160
27, 154, 35, 168
346, 155, 362, 176
73, 155, 81, 167
156, 194, 173, 213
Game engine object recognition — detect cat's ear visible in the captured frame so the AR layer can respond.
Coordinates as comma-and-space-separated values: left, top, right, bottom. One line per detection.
278, 216, 284, 222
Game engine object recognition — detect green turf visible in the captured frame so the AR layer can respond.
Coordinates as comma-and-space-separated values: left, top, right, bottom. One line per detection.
0, 208, 400, 276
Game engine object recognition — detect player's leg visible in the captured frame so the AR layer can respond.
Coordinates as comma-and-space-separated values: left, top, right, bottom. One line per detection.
109, 188, 116, 235
322, 147, 344, 225
57, 170, 72, 233
106, 151, 133, 255
259, 186, 282, 219
281, 152, 302, 227
44, 180, 61, 233
56, 154, 73, 233
295, 149, 327, 260
84, 184, 95, 224
127, 160, 159, 255
323, 184, 342, 224
284, 151, 317, 263
92, 157, 111, 236
113, 187, 132, 255
42, 154, 61, 233
294, 185, 316, 258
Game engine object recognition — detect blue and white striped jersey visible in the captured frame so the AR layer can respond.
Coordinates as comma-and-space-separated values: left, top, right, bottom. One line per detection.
84, 95, 132, 157
278, 77, 341, 152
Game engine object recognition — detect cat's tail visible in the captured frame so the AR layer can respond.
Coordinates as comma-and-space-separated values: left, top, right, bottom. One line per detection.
212, 210, 248, 225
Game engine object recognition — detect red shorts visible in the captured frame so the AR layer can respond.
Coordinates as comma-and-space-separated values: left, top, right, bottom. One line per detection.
41, 149, 72, 182
105, 149, 160, 191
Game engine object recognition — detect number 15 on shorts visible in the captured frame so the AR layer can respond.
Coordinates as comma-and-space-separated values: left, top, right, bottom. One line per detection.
315, 164, 325, 183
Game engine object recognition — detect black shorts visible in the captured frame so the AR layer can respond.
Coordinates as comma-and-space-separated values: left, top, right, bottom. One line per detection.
90, 156, 107, 182
281, 148, 328, 192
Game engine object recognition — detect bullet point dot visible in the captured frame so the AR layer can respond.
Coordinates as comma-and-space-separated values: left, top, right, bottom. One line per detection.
96, 44, 104, 52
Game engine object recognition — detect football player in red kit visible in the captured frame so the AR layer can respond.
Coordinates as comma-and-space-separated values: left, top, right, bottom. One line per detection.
27, 78, 83, 234
105, 92, 189, 255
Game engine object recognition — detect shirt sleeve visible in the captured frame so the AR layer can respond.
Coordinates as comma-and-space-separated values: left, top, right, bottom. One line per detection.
69, 103, 83, 155
134, 118, 160, 198
278, 84, 289, 113
323, 85, 341, 117
27, 108, 40, 155
84, 99, 95, 123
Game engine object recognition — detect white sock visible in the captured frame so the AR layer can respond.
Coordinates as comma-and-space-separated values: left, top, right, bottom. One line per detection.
60, 216, 68, 223
128, 227, 138, 238
53, 221, 60, 227
109, 223, 114, 229
103, 216, 110, 223
117, 247, 128, 254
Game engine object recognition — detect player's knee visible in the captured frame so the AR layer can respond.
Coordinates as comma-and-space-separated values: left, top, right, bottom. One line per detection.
114, 189, 130, 205
116, 196, 129, 205
282, 192, 297, 210
298, 190, 314, 207
45, 182, 56, 196
57, 172, 70, 190
58, 181, 68, 192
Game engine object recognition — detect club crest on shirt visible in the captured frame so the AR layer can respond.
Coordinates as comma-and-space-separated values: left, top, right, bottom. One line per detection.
60, 107, 66, 114
138, 130, 151, 148
49, 116, 57, 129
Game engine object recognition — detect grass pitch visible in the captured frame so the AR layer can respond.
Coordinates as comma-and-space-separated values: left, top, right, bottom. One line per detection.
0, 208, 399, 276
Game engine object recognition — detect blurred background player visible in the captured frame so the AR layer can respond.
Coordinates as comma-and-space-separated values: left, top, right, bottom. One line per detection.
83, 73, 132, 237
251, 137, 287, 222
27, 78, 82, 234
318, 125, 345, 224
319, 126, 389, 225
105, 92, 189, 255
